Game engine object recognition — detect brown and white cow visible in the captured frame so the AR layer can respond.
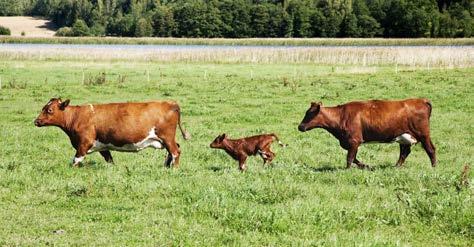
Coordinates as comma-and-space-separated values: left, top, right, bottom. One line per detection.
210, 133, 286, 171
34, 98, 190, 167
298, 99, 436, 168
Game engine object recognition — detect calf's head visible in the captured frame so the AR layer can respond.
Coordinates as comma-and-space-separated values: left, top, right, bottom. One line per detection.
298, 102, 322, 132
210, 134, 227, 149
34, 98, 70, 127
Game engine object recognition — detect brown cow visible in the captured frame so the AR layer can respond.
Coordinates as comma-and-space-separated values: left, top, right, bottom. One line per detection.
298, 99, 436, 168
210, 133, 286, 171
34, 98, 190, 167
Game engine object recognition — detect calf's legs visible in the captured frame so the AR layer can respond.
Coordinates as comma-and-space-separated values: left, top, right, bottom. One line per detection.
238, 155, 248, 171
259, 148, 275, 165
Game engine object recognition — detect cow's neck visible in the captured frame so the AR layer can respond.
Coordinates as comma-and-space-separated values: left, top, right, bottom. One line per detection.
58, 106, 78, 135
222, 140, 239, 158
319, 106, 345, 139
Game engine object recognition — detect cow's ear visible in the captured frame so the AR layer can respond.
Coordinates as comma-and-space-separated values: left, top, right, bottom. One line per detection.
311, 101, 322, 108
221, 133, 227, 139
59, 99, 70, 110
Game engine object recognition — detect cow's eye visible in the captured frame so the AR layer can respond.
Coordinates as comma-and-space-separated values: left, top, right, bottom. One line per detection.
47, 108, 53, 114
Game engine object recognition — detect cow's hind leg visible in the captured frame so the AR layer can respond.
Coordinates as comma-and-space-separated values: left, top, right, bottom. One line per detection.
259, 148, 275, 165
162, 139, 181, 168
99, 151, 114, 164
420, 137, 436, 167
395, 144, 411, 167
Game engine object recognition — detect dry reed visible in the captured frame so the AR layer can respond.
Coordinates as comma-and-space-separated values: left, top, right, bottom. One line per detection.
0, 45, 472, 67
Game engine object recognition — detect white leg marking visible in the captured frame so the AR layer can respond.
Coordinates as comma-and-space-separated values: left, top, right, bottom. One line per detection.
171, 154, 177, 165
72, 156, 84, 166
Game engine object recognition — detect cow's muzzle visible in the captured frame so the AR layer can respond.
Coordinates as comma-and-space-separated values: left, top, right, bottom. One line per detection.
34, 119, 43, 127
298, 124, 307, 132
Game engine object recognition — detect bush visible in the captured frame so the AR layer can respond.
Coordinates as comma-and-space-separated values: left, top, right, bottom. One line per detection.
72, 19, 90, 36
55, 27, 74, 36
0, 25, 11, 35
90, 24, 106, 36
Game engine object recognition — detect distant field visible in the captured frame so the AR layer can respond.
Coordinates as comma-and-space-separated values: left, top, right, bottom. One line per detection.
0, 43, 472, 67
0, 47, 472, 245
1, 36, 474, 46
0, 16, 57, 37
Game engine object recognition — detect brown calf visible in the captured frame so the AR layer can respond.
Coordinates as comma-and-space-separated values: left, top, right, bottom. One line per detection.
210, 133, 285, 171
298, 99, 436, 168
34, 98, 190, 167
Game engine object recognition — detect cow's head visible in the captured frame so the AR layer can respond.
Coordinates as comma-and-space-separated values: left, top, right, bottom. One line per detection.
298, 101, 322, 132
210, 134, 227, 148
34, 98, 70, 127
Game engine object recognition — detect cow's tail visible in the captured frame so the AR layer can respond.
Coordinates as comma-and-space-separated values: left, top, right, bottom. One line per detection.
425, 99, 433, 118
176, 106, 191, 140
271, 133, 287, 147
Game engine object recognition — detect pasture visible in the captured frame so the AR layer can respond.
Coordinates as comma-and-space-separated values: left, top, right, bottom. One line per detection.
0, 44, 473, 245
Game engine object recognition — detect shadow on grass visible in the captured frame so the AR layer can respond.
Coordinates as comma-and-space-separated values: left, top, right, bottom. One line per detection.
303, 162, 395, 173
36, 18, 58, 31
208, 165, 234, 172
78, 160, 111, 170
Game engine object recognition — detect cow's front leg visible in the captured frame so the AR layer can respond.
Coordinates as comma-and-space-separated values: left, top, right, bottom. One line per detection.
238, 155, 248, 172
346, 143, 360, 169
354, 157, 369, 169
72, 142, 93, 167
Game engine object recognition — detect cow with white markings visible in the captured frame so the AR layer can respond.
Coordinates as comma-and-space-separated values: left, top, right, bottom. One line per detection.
34, 98, 190, 167
298, 98, 436, 169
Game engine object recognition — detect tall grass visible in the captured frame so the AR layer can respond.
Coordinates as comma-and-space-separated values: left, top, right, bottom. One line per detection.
0, 45, 472, 67
1, 36, 474, 46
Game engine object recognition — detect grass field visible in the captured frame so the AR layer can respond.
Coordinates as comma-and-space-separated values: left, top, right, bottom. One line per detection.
0, 48, 473, 245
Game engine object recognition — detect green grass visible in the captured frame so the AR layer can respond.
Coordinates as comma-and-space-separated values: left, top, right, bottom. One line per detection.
0, 58, 473, 245
1, 36, 474, 46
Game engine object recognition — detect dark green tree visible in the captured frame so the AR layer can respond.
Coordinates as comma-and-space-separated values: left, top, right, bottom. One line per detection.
287, 0, 312, 37
173, 0, 223, 37
218, 0, 252, 38
340, 12, 360, 37
72, 19, 91, 36
134, 17, 153, 36
151, 5, 176, 37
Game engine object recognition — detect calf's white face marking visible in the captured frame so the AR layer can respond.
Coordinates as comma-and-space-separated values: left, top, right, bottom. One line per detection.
87, 128, 163, 153
394, 133, 417, 145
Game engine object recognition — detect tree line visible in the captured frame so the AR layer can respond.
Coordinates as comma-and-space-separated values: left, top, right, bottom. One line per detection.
0, 0, 472, 38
